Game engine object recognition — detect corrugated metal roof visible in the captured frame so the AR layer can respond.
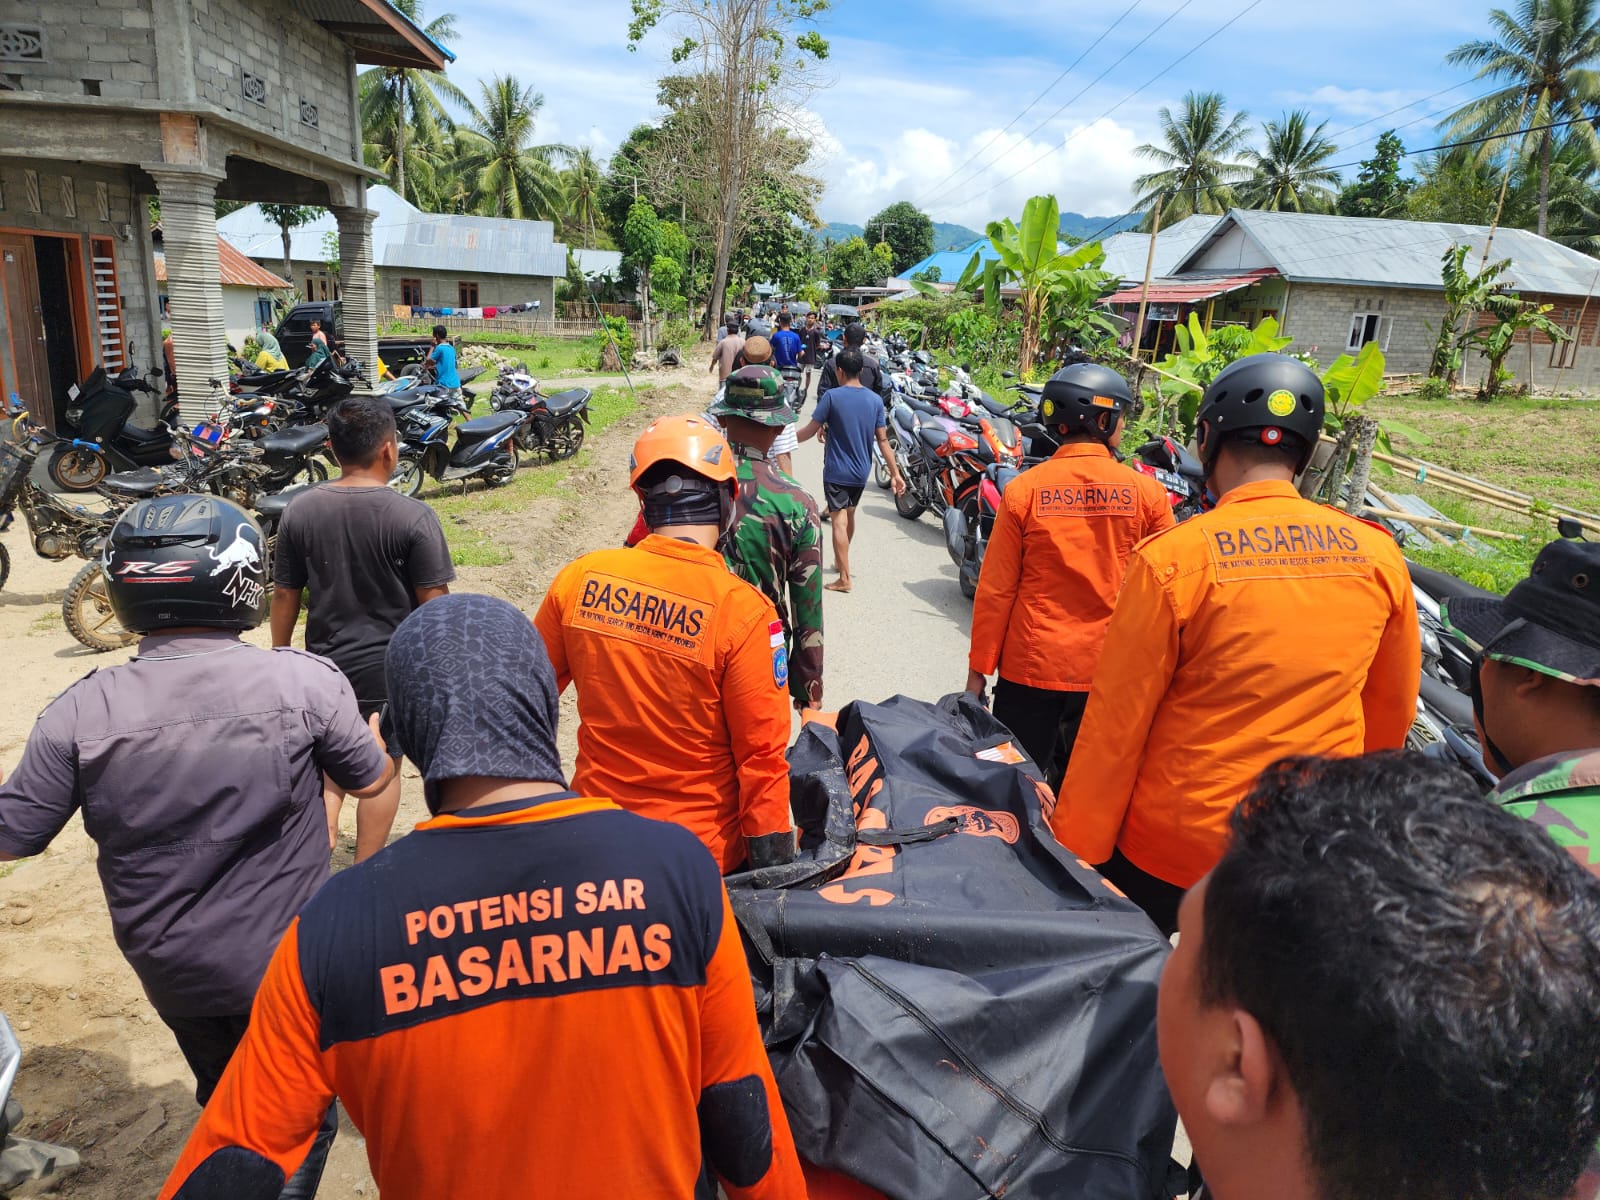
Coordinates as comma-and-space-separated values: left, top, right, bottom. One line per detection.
288, 0, 451, 69
153, 239, 290, 289
574, 248, 622, 279
896, 239, 998, 285
1178, 209, 1600, 295
1099, 215, 1221, 283
218, 186, 567, 280
1104, 268, 1278, 306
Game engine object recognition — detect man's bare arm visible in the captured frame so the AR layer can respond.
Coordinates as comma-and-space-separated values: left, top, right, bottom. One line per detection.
270, 586, 301, 648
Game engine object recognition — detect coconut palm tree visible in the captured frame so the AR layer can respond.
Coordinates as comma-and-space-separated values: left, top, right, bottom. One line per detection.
1444, 0, 1600, 236
1131, 91, 1251, 227
453, 75, 573, 219
562, 147, 605, 244
357, 0, 468, 206
1239, 111, 1342, 212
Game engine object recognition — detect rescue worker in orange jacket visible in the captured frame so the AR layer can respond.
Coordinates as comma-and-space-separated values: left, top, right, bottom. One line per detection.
157, 595, 805, 1200
1052, 353, 1420, 933
966, 362, 1174, 784
535, 414, 796, 874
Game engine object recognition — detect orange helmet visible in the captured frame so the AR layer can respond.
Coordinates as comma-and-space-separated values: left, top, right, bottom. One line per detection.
628, 413, 736, 490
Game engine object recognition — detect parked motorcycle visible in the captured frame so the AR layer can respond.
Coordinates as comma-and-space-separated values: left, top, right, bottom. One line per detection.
1131, 434, 1207, 521
48, 366, 173, 491
387, 392, 520, 498
0, 417, 135, 651
489, 378, 592, 461
890, 393, 1022, 530
1, 1013, 79, 1192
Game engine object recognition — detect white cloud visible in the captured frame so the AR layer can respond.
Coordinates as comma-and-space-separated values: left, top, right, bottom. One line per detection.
818, 117, 1148, 228
1281, 86, 1436, 119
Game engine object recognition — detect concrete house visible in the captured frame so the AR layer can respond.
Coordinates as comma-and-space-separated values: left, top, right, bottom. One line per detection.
1106, 210, 1600, 389
219, 186, 567, 321
153, 234, 290, 345
0, 0, 448, 425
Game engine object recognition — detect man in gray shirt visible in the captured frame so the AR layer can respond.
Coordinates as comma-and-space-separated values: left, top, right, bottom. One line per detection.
271, 395, 454, 861
0, 494, 392, 1199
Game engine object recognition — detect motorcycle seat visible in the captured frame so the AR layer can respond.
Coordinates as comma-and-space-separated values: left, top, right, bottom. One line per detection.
99, 467, 164, 498
917, 424, 949, 451
1407, 560, 1498, 604
1419, 672, 1474, 728
258, 423, 328, 456
545, 388, 590, 414
1171, 442, 1205, 479
890, 407, 917, 435
386, 391, 430, 412
119, 422, 171, 446
458, 410, 525, 436
255, 484, 314, 520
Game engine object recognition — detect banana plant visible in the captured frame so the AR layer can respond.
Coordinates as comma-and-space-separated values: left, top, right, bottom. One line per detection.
980, 194, 1118, 374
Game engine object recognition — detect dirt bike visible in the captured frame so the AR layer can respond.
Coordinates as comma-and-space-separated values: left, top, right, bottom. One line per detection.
0, 417, 133, 652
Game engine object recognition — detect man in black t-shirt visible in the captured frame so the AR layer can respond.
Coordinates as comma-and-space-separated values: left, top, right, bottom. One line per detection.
271, 395, 455, 861
816, 322, 891, 406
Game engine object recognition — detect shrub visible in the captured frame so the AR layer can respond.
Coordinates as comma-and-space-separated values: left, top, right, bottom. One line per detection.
1414, 377, 1450, 402
658, 317, 697, 351
587, 315, 635, 369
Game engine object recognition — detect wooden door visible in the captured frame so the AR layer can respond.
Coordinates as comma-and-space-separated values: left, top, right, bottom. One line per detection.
0, 234, 53, 429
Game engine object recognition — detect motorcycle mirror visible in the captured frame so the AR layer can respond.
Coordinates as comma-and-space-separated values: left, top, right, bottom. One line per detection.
1001, 371, 1016, 379
1557, 516, 1585, 540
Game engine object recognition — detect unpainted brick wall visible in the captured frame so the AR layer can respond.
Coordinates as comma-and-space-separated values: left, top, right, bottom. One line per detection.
4, 0, 160, 100
189, 0, 356, 161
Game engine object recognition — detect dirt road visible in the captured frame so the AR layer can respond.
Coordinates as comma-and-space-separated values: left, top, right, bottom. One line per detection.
0, 369, 981, 1197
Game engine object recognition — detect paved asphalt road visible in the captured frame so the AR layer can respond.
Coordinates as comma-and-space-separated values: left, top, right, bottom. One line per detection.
785, 429, 976, 713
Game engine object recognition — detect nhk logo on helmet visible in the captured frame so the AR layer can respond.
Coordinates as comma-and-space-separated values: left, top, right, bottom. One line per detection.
210, 523, 264, 610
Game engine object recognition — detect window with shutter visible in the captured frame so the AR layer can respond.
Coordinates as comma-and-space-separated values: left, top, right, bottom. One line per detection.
88, 237, 125, 371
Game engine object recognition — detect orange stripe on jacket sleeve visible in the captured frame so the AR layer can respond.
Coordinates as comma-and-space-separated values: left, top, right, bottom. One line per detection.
157, 920, 336, 1200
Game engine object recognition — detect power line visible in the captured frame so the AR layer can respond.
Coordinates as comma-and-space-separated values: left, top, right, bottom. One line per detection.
1053, 113, 1600, 253
933, 0, 1265, 214
918, 0, 1202, 210
1322, 79, 1485, 144
911, 0, 1144, 206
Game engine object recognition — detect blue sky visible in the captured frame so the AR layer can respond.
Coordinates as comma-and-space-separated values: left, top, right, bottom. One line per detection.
439, 0, 1493, 229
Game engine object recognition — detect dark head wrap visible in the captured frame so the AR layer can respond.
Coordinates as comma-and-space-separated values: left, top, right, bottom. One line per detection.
386, 593, 565, 813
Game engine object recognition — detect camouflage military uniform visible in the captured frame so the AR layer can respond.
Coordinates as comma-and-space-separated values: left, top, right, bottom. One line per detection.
1493, 747, 1600, 874
726, 441, 824, 708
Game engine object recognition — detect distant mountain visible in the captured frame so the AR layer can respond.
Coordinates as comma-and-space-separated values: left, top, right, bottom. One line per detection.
814, 220, 985, 251
1061, 211, 1142, 242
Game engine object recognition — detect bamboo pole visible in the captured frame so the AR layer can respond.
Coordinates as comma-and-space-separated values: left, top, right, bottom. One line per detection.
1360, 507, 1528, 540
1369, 481, 1451, 544
1133, 192, 1165, 365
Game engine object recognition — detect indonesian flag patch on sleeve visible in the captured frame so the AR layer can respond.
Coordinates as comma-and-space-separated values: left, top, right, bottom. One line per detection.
769, 619, 785, 648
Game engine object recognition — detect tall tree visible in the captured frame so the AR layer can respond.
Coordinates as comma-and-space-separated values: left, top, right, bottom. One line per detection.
1445, 0, 1600, 235
1337, 130, 1412, 218
357, 0, 467, 206
259, 205, 321, 280
453, 75, 573, 219
622, 198, 664, 351
628, 0, 831, 335
1131, 91, 1251, 226
562, 146, 605, 245
864, 200, 935, 274
1407, 147, 1507, 224
1239, 111, 1342, 212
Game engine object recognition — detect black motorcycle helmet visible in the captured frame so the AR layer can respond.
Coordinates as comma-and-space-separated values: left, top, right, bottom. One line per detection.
103, 494, 270, 634
1196, 353, 1324, 474
1039, 362, 1132, 440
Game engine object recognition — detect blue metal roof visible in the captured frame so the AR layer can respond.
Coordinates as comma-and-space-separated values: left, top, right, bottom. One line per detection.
898, 239, 998, 283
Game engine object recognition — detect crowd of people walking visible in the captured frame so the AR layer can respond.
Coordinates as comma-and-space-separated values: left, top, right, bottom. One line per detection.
0, 343, 1598, 1200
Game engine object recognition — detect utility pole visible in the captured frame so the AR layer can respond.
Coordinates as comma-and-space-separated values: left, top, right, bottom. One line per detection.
1133, 192, 1165, 363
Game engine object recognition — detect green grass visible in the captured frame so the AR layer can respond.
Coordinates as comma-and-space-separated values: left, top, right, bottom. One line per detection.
421, 385, 641, 568
1360, 390, 1600, 592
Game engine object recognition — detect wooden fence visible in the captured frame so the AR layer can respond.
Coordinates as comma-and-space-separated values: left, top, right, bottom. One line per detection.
389, 315, 656, 341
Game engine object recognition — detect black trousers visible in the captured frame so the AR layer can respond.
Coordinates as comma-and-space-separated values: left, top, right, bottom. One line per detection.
1098, 848, 1187, 937
160, 1011, 337, 1200
992, 678, 1089, 790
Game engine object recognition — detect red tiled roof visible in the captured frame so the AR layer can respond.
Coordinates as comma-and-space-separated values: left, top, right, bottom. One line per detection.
153, 239, 290, 289
1104, 268, 1278, 306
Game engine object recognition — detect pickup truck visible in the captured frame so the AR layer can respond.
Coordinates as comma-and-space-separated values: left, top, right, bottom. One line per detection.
275, 301, 435, 371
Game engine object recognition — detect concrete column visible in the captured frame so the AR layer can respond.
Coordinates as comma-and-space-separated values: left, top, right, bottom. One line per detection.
148, 167, 226, 422
333, 205, 377, 380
